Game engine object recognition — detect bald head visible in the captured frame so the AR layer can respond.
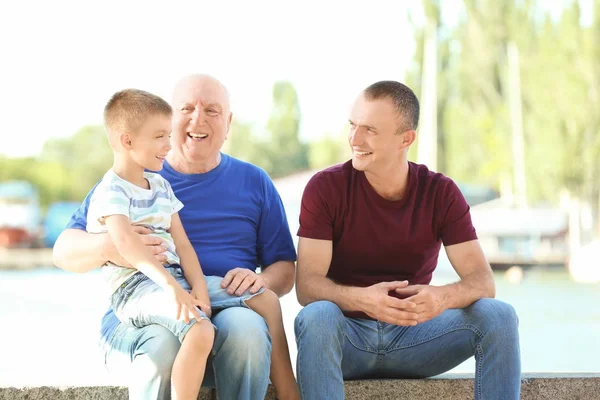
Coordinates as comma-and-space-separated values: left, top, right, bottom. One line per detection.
172, 74, 230, 112
168, 74, 233, 173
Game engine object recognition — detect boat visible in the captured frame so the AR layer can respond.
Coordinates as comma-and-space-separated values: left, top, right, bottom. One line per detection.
470, 198, 569, 269
0, 181, 42, 248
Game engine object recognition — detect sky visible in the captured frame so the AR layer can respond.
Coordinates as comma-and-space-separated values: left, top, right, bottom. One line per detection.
0, 0, 439, 158
1, 0, 583, 158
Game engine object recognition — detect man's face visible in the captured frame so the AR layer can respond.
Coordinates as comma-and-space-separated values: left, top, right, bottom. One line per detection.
171, 76, 232, 165
129, 114, 172, 172
348, 94, 407, 173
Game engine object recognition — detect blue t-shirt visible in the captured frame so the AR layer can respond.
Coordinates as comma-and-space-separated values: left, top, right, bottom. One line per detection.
66, 153, 297, 345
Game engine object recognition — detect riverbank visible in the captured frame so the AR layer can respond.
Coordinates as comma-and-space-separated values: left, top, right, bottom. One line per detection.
0, 248, 53, 270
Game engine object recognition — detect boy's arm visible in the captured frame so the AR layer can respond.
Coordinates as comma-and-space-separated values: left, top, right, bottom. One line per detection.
169, 212, 206, 289
169, 212, 210, 314
104, 214, 179, 289
53, 181, 168, 273
53, 226, 166, 273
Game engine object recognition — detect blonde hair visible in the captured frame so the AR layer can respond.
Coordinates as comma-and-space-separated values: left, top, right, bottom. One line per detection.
104, 89, 172, 136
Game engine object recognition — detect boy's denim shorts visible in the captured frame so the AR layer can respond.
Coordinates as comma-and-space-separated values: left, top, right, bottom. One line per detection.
110, 265, 264, 343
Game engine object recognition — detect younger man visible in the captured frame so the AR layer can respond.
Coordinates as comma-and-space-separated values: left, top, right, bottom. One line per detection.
294, 81, 520, 400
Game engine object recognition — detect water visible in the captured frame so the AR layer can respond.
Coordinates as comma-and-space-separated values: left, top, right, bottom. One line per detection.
1, 265, 598, 387
1, 173, 599, 386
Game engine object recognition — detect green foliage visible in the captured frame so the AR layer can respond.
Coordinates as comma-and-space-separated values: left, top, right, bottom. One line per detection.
225, 119, 266, 168
41, 125, 113, 200
265, 81, 310, 178
308, 130, 352, 171
1, 125, 112, 208
409, 0, 600, 197
407, 0, 600, 231
228, 81, 323, 178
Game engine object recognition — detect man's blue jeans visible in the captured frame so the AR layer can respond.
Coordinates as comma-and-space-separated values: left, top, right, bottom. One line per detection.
295, 299, 520, 400
103, 306, 272, 400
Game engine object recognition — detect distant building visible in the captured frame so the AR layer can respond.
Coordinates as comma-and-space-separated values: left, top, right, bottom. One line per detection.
457, 183, 500, 207
471, 198, 569, 269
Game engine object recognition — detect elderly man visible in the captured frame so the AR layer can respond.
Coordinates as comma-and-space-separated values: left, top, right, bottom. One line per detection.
294, 80, 520, 400
53, 74, 296, 400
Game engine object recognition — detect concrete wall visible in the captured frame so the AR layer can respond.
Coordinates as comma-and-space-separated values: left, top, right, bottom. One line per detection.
1, 374, 599, 400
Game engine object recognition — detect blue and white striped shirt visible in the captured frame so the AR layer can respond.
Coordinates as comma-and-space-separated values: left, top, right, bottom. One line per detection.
86, 169, 183, 294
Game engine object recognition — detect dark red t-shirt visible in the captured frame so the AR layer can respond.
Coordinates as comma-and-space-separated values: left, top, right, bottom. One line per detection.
298, 160, 478, 319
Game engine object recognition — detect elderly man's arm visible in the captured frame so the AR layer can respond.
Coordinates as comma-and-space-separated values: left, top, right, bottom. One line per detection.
259, 260, 295, 297
296, 237, 418, 326
52, 227, 167, 273
220, 168, 297, 298
52, 229, 110, 273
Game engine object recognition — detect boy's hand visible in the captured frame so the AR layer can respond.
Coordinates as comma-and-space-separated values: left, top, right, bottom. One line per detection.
191, 287, 212, 318
166, 283, 202, 324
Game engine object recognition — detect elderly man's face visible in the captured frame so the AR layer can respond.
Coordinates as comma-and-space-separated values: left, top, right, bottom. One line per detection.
170, 76, 232, 166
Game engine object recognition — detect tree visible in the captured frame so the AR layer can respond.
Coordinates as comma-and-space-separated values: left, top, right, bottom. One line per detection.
308, 129, 352, 170
408, 0, 600, 235
266, 81, 310, 178
40, 125, 113, 201
225, 119, 275, 172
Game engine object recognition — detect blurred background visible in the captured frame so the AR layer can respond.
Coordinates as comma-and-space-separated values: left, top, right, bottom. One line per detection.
1, 0, 599, 387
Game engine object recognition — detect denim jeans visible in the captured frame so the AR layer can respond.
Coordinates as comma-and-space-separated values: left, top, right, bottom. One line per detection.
295, 298, 520, 400
103, 305, 272, 399
111, 265, 263, 343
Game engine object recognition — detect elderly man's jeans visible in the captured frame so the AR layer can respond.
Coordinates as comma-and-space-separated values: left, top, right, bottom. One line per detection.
104, 306, 272, 400
295, 299, 520, 400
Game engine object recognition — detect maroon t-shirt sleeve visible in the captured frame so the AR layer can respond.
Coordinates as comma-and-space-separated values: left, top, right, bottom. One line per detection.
298, 172, 334, 240
438, 179, 478, 246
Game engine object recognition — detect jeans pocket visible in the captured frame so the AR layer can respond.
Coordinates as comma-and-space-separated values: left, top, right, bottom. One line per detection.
122, 272, 146, 295
110, 290, 126, 314
111, 274, 144, 311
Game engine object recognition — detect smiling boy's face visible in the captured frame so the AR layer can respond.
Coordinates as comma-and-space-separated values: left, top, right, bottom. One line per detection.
128, 114, 172, 172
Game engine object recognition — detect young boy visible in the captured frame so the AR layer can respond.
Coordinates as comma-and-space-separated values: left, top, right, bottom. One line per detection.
86, 89, 299, 400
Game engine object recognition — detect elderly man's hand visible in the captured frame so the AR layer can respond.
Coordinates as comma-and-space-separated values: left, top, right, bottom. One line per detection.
221, 268, 266, 296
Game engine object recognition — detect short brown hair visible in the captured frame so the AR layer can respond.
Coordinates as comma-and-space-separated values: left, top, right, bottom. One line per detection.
363, 81, 420, 132
104, 89, 172, 134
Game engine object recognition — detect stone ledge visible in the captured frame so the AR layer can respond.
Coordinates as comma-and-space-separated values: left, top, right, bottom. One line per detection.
1, 373, 599, 399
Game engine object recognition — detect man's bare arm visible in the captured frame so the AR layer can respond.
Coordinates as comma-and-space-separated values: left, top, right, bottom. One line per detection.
296, 237, 418, 325
395, 239, 495, 323
52, 227, 166, 274
52, 229, 110, 273
260, 260, 295, 297
439, 239, 496, 308
295, 237, 357, 309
